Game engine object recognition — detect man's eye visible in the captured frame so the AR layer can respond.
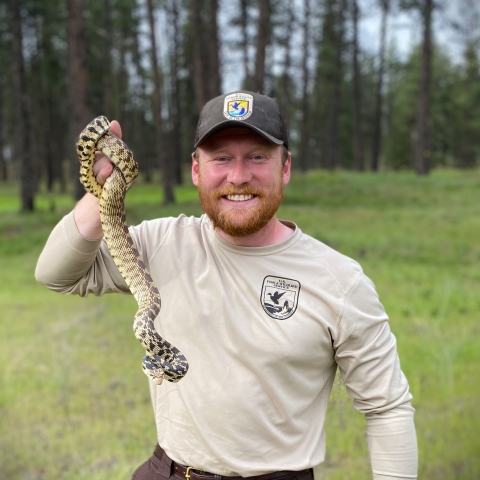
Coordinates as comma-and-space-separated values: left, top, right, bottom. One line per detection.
252, 155, 264, 160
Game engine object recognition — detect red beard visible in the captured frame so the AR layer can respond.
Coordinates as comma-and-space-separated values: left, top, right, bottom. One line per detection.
198, 183, 284, 237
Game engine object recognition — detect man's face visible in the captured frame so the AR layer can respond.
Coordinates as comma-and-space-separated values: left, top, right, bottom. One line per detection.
191, 128, 291, 237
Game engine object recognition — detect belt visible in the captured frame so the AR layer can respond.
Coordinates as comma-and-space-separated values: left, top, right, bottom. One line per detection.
155, 444, 312, 480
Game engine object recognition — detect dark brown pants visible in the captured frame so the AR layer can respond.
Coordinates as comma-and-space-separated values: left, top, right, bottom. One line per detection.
132, 445, 314, 480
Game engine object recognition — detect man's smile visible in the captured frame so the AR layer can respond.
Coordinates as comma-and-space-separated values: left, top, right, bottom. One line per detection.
224, 194, 256, 202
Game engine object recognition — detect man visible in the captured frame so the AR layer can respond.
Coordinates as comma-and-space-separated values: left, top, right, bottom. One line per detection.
36, 91, 418, 480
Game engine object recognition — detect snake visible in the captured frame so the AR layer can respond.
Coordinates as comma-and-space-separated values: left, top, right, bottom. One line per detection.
76, 116, 189, 385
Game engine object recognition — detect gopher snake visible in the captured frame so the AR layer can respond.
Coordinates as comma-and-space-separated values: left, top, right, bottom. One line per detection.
76, 116, 189, 385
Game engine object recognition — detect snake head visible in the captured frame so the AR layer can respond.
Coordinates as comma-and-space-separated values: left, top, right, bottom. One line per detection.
151, 369, 164, 385
142, 356, 165, 385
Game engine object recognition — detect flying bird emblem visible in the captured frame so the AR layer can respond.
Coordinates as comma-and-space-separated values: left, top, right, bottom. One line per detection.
268, 291, 286, 305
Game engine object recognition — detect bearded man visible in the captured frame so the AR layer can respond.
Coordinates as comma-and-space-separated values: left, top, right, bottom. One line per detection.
36, 91, 418, 480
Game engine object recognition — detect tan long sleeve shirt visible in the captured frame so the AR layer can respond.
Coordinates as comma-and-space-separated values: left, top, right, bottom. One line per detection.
36, 212, 417, 478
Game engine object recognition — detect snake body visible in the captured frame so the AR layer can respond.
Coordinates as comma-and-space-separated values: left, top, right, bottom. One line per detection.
76, 116, 189, 385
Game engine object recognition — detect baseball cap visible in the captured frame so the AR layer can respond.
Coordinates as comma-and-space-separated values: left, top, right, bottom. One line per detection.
194, 90, 288, 149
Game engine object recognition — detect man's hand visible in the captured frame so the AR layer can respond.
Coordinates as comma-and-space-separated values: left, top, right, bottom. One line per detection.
93, 120, 122, 185
74, 119, 122, 240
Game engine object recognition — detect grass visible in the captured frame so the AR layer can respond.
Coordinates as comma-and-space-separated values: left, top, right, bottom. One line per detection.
1, 168, 479, 479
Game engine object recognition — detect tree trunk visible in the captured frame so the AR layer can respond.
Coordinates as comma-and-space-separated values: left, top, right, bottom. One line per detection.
103, 0, 114, 118
44, 96, 56, 191
255, 0, 271, 93
191, 0, 221, 107
192, 0, 208, 110
240, 0, 252, 89
11, 0, 34, 211
457, 42, 480, 168
414, 0, 433, 175
146, 0, 174, 204
169, 0, 183, 185
371, 0, 389, 172
208, 0, 221, 98
119, 47, 129, 129
0, 79, 6, 181
299, 0, 311, 172
324, 0, 346, 169
352, 0, 364, 171
36, 17, 57, 192
42, 50, 55, 192
131, 8, 153, 183
277, 2, 295, 129
67, 0, 90, 200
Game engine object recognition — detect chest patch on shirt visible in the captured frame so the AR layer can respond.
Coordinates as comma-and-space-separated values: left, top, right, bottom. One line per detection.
260, 276, 301, 320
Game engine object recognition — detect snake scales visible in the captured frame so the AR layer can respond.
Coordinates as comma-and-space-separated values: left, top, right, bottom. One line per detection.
76, 116, 189, 385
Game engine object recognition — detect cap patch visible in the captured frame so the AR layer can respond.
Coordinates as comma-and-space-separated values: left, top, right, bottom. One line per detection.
223, 93, 253, 121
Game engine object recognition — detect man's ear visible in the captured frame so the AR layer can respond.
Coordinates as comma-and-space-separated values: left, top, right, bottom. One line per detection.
282, 152, 291, 186
192, 151, 199, 186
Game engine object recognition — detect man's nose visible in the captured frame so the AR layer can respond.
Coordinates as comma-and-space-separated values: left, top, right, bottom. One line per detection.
227, 159, 252, 185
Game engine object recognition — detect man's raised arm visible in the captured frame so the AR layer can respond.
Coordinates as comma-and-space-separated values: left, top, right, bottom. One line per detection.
35, 120, 129, 296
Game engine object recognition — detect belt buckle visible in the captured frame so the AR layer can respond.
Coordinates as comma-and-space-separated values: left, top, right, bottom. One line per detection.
185, 466, 193, 480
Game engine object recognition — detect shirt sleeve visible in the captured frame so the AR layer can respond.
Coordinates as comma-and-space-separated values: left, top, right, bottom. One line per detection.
333, 273, 418, 479
35, 210, 129, 296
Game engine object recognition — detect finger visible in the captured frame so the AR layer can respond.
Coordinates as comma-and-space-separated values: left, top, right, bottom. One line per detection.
94, 151, 106, 163
110, 120, 122, 139
93, 152, 113, 172
96, 163, 114, 185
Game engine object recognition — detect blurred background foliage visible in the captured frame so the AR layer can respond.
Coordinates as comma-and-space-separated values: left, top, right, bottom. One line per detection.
1, 0, 480, 208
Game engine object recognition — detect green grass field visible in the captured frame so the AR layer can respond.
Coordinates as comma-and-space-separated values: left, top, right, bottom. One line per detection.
1, 169, 479, 480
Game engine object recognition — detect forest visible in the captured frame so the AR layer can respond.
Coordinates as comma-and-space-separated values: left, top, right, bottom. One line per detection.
1, 0, 480, 210
1, 2, 480, 479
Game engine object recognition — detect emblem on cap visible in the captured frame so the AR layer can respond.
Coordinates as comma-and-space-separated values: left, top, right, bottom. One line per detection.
223, 92, 253, 121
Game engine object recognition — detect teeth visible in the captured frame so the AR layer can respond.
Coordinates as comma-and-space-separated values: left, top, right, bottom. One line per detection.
226, 194, 254, 202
